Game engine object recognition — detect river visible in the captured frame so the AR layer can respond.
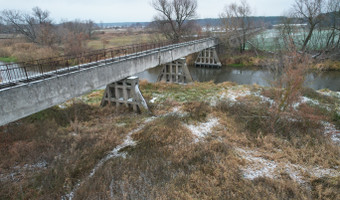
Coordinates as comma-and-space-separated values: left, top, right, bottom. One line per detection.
136, 65, 340, 91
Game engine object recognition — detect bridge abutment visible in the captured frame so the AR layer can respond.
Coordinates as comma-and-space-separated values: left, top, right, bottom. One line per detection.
195, 47, 222, 68
157, 58, 193, 84
101, 76, 148, 112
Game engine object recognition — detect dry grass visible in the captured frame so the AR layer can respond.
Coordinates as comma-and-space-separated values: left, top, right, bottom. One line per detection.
0, 30, 164, 63
88, 32, 165, 50
0, 39, 60, 62
313, 60, 340, 71
0, 101, 145, 199
0, 81, 339, 199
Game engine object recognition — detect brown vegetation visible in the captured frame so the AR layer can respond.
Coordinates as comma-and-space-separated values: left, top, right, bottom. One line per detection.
1, 81, 339, 199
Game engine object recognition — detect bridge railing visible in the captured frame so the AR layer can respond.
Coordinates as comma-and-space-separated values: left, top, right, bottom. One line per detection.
0, 36, 214, 88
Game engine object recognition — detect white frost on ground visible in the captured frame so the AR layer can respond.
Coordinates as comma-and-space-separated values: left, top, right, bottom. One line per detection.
185, 118, 219, 142
209, 87, 275, 106
171, 106, 187, 117
0, 160, 48, 182
293, 96, 320, 109
318, 90, 340, 99
236, 148, 339, 184
257, 95, 275, 105
209, 87, 252, 106
150, 94, 164, 103
62, 109, 184, 200
323, 122, 340, 145
223, 88, 252, 102
301, 96, 320, 105
62, 117, 156, 200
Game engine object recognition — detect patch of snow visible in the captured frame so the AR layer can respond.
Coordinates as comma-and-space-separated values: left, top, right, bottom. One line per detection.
58, 104, 68, 109
185, 118, 219, 142
172, 106, 180, 113
257, 95, 275, 105
170, 106, 187, 117
242, 154, 278, 180
331, 134, 340, 144
323, 122, 340, 145
224, 89, 252, 102
318, 91, 340, 99
311, 167, 339, 178
0, 160, 48, 182
209, 88, 252, 106
301, 96, 320, 105
23, 160, 48, 169
293, 96, 320, 109
236, 148, 339, 184
252, 91, 275, 105
150, 94, 164, 103
62, 117, 157, 200
150, 97, 157, 103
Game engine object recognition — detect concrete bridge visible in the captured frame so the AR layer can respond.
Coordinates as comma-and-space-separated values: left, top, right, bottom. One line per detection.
0, 37, 220, 126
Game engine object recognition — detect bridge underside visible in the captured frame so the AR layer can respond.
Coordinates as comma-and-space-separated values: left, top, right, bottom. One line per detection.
0, 38, 218, 126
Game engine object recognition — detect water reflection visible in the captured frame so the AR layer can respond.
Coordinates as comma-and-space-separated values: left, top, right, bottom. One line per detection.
135, 65, 340, 91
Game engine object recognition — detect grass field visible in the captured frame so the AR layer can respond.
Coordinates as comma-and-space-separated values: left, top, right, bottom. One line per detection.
87, 30, 165, 50
0, 81, 339, 199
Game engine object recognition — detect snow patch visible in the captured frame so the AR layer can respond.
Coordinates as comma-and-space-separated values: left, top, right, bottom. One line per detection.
185, 118, 219, 141
224, 89, 252, 102
293, 96, 320, 109
323, 122, 340, 145
62, 117, 156, 200
318, 91, 340, 99
0, 160, 48, 182
236, 148, 339, 183
150, 94, 164, 103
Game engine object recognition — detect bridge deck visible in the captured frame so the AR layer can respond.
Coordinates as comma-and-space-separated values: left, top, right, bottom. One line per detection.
0, 37, 219, 126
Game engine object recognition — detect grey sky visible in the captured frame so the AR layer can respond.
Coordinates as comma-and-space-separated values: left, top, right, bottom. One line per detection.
0, 0, 295, 23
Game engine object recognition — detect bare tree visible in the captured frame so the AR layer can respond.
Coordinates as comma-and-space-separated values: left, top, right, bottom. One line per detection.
151, 0, 198, 42
0, 7, 53, 44
220, 0, 254, 53
84, 20, 96, 39
282, 0, 340, 58
323, 0, 340, 51
290, 0, 325, 51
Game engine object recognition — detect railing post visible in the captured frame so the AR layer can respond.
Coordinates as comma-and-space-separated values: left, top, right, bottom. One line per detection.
6, 65, 12, 84
23, 66, 29, 81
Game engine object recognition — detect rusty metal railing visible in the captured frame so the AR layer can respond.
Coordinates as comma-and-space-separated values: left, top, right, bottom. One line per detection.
0, 36, 214, 89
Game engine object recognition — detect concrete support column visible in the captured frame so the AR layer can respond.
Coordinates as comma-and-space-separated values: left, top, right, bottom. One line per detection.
195, 47, 222, 68
101, 76, 148, 112
157, 57, 193, 84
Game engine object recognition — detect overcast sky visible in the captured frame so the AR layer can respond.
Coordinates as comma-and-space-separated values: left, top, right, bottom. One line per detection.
0, 0, 295, 23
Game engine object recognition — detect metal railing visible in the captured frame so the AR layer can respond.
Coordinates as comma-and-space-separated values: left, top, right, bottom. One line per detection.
0, 36, 215, 89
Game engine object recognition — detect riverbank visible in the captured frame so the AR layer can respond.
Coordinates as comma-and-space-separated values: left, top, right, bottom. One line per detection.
220, 51, 340, 71
0, 81, 339, 199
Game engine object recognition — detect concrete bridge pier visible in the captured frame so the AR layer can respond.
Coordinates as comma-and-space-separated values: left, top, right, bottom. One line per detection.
195, 47, 222, 68
157, 58, 193, 84
101, 76, 148, 112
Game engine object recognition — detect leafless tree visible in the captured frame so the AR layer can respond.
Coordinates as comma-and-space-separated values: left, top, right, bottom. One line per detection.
323, 0, 340, 51
60, 19, 96, 39
282, 0, 340, 57
151, 0, 198, 42
220, 0, 254, 53
0, 7, 53, 44
290, 0, 325, 51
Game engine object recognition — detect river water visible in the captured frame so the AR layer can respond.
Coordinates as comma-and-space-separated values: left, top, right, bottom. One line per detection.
136, 65, 340, 91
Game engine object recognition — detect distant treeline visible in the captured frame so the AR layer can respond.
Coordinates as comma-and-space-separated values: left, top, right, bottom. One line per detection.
98, 13, 338, 29
97, 16, 285, 28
